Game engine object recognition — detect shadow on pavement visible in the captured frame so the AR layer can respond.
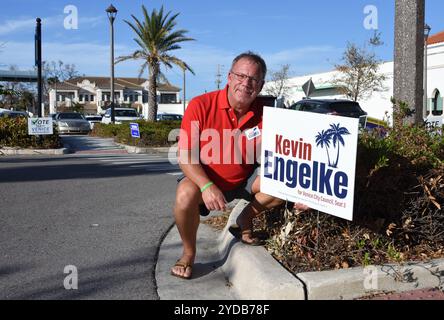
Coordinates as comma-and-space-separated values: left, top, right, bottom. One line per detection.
0, 160, 180, 183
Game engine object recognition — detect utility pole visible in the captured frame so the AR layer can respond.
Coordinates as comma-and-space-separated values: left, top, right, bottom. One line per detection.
215, 64, 223, 90
35, 18, 42, 117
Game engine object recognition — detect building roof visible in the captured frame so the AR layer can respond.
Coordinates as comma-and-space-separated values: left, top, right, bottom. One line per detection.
50, 76, 180, 92
51, 81, 80, 90
427, 30, 444, 45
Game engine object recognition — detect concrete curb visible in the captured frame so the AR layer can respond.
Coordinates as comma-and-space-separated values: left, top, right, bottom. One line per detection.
116, 143, 171, 154
156, 222, 238, 300
219, 199, 306, 300
298, 259, 444, 300
0, 147, 69, 155
226, 200, 444, 300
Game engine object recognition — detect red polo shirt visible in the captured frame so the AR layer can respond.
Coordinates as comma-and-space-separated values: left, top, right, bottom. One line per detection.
179, 86, 263, 191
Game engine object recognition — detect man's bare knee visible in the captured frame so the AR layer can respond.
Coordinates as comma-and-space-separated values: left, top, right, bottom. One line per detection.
174, 178, 202, 212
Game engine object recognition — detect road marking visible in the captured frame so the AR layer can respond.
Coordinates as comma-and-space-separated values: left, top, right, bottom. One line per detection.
110, 160, 171, 165
99, 157, 166, 162
167, 172, 182, 176
75, 149, 127, 154
81, 153, 177, 169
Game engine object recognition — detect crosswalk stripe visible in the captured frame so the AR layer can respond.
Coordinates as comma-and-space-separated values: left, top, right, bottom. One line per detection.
88, 155, 163, 160
99, 157, 166, 162
104, 160, 171, 165
80, 153, 178, 170
167, 172, 183, 176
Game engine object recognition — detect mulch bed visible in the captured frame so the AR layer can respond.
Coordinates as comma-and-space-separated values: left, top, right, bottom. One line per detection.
204, 167, 444, 275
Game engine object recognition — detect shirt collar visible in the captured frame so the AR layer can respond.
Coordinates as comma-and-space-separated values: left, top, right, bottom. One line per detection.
218, 85, 231, 109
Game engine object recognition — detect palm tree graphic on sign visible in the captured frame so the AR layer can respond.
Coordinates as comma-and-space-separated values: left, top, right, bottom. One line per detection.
315, 123, 350, 168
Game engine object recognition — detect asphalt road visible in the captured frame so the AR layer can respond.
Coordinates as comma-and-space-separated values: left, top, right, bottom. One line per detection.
0, 135, 181, 299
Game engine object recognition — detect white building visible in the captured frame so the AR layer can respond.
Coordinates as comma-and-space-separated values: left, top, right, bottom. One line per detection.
48, 76, 186, 118
264, 30, 444, 122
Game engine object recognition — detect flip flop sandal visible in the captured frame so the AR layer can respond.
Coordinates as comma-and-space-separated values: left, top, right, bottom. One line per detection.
228, 224, 265, 246
170, 260, 193, 280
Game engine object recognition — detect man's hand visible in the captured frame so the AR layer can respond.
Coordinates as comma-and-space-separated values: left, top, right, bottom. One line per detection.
201, 184, 227, 211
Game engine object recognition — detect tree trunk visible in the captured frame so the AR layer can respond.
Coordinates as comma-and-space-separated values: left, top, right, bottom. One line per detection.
147, 63, 159, 121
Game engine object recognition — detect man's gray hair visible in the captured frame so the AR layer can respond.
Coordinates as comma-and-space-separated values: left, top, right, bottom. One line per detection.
231, 51, 267, 80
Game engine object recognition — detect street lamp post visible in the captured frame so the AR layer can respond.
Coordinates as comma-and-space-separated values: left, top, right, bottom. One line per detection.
106, 4, 118, 124
423, 23, 431, 119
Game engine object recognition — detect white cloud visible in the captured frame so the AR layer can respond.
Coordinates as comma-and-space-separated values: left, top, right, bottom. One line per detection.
78, 16, 105, 28
0, 41, 118, 72
0, 18, 38, 36
0, 15, 104, 36
260, 46, 344, 79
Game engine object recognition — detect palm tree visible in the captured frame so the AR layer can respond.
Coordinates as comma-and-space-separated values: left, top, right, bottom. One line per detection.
326, 123, 350, 168
315, 130, 332, 166
116, 5, 195, 121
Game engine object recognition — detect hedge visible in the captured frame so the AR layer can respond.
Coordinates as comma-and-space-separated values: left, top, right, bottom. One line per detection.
0, 117, 62, 149
91, 120, 181, 147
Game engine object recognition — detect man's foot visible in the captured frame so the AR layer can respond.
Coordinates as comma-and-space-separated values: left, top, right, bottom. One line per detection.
171, 259, 193, 280
171, 255, 194, 280
228, 224, 265, 246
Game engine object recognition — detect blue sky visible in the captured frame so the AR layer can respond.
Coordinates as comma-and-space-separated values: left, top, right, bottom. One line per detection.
0, 0, 443, 99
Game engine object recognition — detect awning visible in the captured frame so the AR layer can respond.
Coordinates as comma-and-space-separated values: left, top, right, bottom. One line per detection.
0, 70, 38, 82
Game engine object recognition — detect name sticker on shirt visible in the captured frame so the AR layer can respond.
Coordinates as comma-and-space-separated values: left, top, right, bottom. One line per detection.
245, 126, 261, 141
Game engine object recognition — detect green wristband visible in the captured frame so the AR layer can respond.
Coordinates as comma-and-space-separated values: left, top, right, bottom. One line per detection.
200, 181, 214, 193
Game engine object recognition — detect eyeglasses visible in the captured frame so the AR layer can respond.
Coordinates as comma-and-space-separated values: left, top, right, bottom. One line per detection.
230, 71, 263, 86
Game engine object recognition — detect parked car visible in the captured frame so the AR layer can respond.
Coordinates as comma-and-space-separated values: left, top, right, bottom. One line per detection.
0, 110, 29, 119
84, 115, 103, 129
288, 99, 368, 129
54, 112, 91, 134
156, 113, 183, 121
101, 107, 142, 124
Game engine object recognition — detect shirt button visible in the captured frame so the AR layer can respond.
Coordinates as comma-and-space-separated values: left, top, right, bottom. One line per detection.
232, 118, 235, 121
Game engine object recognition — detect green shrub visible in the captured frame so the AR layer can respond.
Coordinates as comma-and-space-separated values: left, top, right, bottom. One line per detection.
91, 120, 181, 147
0, 117, 61, 149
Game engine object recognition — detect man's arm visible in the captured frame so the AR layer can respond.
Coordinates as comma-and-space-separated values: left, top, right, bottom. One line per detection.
178, 149, 227, 211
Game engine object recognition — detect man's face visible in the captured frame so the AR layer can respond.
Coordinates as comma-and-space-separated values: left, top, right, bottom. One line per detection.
227, 58, 264, 108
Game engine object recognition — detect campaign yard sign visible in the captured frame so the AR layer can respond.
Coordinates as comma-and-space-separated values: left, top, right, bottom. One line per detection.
260, 107, 359, 221
28, 117, 53, 135
130, 123, 140, 138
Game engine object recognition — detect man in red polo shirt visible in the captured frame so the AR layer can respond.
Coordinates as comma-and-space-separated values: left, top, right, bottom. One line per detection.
171, 52, 285, 280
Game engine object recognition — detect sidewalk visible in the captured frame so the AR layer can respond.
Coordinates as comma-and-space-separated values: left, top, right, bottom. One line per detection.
0, 146, 69, 155
156, 200, 444, 300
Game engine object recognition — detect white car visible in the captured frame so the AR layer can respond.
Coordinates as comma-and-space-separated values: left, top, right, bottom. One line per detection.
55, 112, 91, 134
101, 107, 142, 124
156, 113, 183, 121
85, 115, 103, 129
